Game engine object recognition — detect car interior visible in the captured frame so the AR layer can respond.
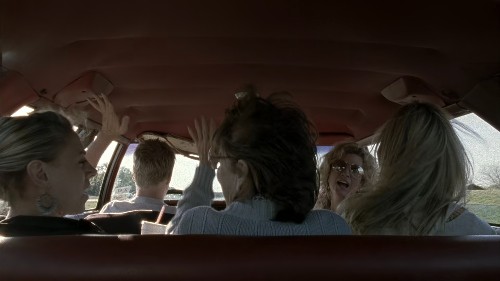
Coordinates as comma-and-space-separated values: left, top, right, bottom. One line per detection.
1, 0, 500, 279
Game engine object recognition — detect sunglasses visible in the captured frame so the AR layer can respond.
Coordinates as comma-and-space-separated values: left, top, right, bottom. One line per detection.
331, 160, 364, 177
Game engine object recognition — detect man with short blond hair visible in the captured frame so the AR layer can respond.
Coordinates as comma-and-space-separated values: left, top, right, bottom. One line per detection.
100, 139, 176, 215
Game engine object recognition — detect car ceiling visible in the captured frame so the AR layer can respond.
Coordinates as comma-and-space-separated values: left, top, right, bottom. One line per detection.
1, 0, 499, 145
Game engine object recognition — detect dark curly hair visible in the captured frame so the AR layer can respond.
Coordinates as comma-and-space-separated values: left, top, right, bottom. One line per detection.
212, 86, 318, 223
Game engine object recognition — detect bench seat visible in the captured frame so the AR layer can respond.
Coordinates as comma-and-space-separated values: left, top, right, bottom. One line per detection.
0, 235, 499, 281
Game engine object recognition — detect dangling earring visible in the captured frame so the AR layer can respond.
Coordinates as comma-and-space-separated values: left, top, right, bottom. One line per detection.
36, 193, 57, 215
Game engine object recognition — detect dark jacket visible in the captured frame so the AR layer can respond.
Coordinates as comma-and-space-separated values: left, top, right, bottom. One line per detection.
0, 216, 105, 236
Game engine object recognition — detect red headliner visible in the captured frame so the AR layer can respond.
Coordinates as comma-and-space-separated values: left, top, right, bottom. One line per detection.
1, 0, 500, 144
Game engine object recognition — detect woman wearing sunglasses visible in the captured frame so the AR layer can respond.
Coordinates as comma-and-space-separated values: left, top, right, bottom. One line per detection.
167, 88, 351, 235
342, 102, 495, 235
315, 143, 377, 212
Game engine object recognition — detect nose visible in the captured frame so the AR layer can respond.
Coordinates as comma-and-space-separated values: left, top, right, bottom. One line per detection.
86, 162, 97, 178
340, 168, 351, 177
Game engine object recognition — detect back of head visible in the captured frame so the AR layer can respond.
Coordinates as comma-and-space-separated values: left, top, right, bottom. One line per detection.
343, 102, 469, 235
212, 87, 318, 223
133, 139, 175, 188
316, 142, 377, 210
0, 111, 74, 203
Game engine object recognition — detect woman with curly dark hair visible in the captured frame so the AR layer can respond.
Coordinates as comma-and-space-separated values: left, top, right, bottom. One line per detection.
168, 87, 351, 235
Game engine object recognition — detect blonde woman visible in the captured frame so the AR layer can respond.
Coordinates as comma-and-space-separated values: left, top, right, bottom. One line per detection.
0, 111, 102, 236
315, 143, 377, 212
342, 102, 495, 235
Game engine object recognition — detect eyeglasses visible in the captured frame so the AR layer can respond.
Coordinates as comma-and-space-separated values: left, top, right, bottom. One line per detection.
331, 160, 364, 177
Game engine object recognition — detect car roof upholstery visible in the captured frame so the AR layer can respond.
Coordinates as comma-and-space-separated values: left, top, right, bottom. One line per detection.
1, 0, 499, 144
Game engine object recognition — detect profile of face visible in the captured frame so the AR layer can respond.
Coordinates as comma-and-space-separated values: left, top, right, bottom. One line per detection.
42, 132, 97, 215
215, 158, 238, 203
210, 149, 248, 204
328, 153, 364, 210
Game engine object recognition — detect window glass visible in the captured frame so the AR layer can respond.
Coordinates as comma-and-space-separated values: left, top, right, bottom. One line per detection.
111, 143, 224, 202
454, 113, 500, 225
10, 106, 34, 116
317, 146, 332, 161
86, 142, 118, 210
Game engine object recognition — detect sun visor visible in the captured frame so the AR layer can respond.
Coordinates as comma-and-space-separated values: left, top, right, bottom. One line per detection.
381, 77, 445, 107
53, 71, 114, 108
139, 132, 198, 160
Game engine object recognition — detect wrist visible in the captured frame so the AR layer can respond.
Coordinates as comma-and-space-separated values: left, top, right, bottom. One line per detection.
95, 131, 115, 142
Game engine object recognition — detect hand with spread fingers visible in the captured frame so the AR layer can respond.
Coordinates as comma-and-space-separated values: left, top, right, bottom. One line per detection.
85, 94, 130, 167
87, 94, 129, 141
188, 117, 216, 166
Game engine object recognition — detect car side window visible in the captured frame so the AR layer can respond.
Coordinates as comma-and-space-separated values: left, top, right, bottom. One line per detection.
111, 143, 224, 202
86, 142, 118, 210
454, 113, 500, 225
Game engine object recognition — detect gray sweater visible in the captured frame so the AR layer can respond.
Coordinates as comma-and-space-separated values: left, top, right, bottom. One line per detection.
433, 204, 496, 235
168, 165, 352, 235
100, 196, 176, 215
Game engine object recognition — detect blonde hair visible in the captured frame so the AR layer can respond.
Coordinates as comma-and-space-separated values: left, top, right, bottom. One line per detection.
133, 139, 175, 188
0, 111, 74, 203
315, 142, 377, 210
343, 102, 470, 235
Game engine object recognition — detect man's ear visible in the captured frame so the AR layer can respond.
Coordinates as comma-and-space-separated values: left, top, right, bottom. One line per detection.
26, 160, 49, 187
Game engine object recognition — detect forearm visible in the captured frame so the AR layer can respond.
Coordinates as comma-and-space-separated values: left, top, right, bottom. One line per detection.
167, 164, 215, 233
85, 132, 114, 167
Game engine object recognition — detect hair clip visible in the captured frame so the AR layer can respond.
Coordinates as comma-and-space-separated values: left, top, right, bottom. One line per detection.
235, 91, 248, 100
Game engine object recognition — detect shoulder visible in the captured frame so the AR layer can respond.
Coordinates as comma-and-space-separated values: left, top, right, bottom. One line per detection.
306, 209, 352, 234
100, 200, 133, 213
455, 209, 495, 233
308, 208, 345, 221
441, 208, 496, 235
176, 206, 222, 234
180, 206, 219, 222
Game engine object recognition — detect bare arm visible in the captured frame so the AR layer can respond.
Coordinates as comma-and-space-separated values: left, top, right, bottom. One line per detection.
85, 94, 130, 167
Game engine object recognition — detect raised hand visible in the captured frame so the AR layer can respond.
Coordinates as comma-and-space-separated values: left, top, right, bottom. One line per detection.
188, 117, 216, 166
87, 94, 129, 140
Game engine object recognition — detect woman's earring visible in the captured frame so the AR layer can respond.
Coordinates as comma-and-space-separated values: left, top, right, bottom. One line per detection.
36, 193, 57, 215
